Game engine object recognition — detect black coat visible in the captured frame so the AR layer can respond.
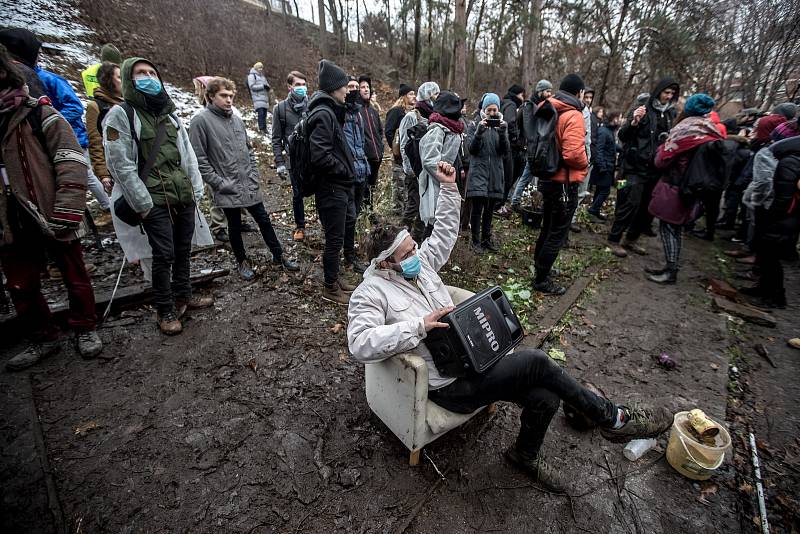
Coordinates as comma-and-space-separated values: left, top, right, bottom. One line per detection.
594, 124, 617, 174
757, 138, 800, 249
385, 106, 405, 146
618, 77, 679, 180
307, 91, 355, 188
501, 93, 524, 149
465, 120, 509, 199
358, 102, 384, 162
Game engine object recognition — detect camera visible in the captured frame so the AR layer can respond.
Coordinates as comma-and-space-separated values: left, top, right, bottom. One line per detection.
486, 117, 501, 128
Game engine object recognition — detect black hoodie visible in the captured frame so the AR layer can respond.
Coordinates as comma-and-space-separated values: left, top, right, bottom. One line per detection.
307, 90, 355, 187
501, 92, 524, 148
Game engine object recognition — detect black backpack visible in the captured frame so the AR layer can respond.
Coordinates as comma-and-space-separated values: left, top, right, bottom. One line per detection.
403, 111, 430, 177
94, 99, 113, 138
680, 140, 733, 199
522, 99, 561, 179
288, 106, 333, 197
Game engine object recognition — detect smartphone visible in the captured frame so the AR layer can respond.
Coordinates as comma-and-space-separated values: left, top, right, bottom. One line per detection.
486, 118, 501, 128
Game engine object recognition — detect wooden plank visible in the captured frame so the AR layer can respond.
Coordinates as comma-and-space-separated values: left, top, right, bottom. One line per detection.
522, 273, 594, 349
711, 296, 776, 328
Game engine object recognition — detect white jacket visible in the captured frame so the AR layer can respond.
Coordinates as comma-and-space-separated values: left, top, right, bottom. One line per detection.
347, 182, 461, 389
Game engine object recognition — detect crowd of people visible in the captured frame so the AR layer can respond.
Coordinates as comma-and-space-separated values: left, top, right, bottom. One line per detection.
1, 24, 798, 488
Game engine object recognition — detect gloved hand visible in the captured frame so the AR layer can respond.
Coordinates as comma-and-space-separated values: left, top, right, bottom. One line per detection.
276, 165, 288, 180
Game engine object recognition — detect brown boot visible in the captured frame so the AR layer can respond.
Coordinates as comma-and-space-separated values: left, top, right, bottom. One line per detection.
322, 283, 350, 305
175, 295, 215, 318
337, 279, 357, 293
158, 312, 183, 335
608, 242, 628, 258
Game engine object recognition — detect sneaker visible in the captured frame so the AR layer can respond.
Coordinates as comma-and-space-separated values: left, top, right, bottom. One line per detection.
213, 229, 229, 242
600, 404, 672, 443
646, 270, 677, 284
157, 312, 183, 335
273, 257, 300, 271
337, 278, 356, 293
76, 330, 103, 359
622, 238, 647, 255
292, 228, 305, 242
608, 243, 628, 258
175, 295, 215, 319
494, 205, 512, 219
6, 340, 62, 371
322, 284, 350, 305
482, 240, 500, 253
533, 278, 566, 296
238, 260, 256, 280
471, 242, 485, 255
504, 448, 570, 493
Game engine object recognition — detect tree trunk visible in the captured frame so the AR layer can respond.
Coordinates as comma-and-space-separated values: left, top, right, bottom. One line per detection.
598, 0, 630, 106
412, 0, 421, 82
521, 0, 542, 90
426, 0, 433, 80
318, 0, 328, 56
452, 0, 467, 93
468, 0, 487, 96
385, 0, 393, 58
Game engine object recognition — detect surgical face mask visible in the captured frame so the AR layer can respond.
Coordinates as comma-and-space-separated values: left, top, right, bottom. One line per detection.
293, 86, 307, 98
135, 77, 162, 96
399, 254, 421, 279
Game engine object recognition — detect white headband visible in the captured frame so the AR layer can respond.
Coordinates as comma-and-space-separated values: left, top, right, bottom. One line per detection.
363, 229, 411, 279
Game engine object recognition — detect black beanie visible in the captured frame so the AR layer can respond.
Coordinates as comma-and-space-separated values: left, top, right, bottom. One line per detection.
0, 28, 42, 69
508, 84, 524, 96
433, 91, 463, 120
358, 75, 371, 87
559, 73, 585, 96
318, 59, 349, 93
399, 83, 412, 97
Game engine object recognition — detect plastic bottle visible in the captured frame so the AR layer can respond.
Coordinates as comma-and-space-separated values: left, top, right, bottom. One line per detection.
623, 438, 657, 461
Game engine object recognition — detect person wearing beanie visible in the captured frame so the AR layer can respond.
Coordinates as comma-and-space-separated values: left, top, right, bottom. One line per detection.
527, 74, 589, 295
608, 77, 679, 259
465, 92, 509, 252
646, 93, 724, 284
247, 61, 271, 132
772, 102, 797, 121
306, 59, 357, 305
510, 80, 554, 211
357, 75, 385, 209
397, 81, 440, 240
385, 84, 417, 216
81, 43, 123, 98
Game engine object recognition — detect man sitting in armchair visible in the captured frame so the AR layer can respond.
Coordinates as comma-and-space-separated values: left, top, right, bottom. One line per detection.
346, 161, 671, 493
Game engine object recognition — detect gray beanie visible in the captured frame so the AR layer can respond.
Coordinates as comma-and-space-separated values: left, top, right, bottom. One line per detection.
318, 59, 348, 93
772, 102, 797, 120
535, 79, 552, 93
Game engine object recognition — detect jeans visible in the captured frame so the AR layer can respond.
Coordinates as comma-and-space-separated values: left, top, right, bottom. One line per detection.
534, 181, 579, 282
223, 203, 283, 264
510, 162, 535, 207
141, 204, 195, 315
391, 160, 407, 215
659, 220, 683, 271
84, 149, 110, 210
430, 349, 616, 456
315, 184, 356, 286
504, 151, 526, 202
289, 170, 306, 229
402, 171, 425, 242
256, 108, 268, 132
588, 179, 612, 216
469, 197, 496, 244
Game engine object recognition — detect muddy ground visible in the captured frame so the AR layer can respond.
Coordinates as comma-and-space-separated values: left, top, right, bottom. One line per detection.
1, 164, 799, 533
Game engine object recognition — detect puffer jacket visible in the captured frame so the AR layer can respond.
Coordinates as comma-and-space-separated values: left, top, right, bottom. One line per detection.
347, 181, 461, 389
418, 123, 462, 225
247, 68, 271, 110
1, 97, 88, 244
547, 91, 589, 184
465, 120, 508, 199
189, 104, 264, 209
500, 93, 523, 149
36, 66, 89, 148
594, 123, 617, 174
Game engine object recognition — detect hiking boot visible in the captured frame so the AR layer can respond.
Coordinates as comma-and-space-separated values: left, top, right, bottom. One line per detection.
504, 448, 570, 493
240, 222, 257, 233
345, 255, 368, 273
533, 278, 566, 296
622, 237, 647, 255
6, 340, 62, 371
471, 242, 485, 255
292, 228, 305, 242
213, 228, 229, 242
644, 264, 668, 275
76, 330, 103, 359
482, 239, 500, 253
175, 295, 215, 318
337, 278, 356, 293
322, 284, 350, 305
157, 312, 183, 335
646, 270, 677, 284
600, 404, 672, 443
274, 257, 300, 271
238, 260, 256, 280
608, 242, 628, 258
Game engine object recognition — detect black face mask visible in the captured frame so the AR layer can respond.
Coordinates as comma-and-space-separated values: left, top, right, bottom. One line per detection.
346, 90, 360, 105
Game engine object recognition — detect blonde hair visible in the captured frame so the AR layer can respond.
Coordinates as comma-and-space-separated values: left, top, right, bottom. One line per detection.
392, 95, 414, 112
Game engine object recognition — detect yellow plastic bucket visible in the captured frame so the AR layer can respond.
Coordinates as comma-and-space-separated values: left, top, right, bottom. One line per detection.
666, 411, 731, 480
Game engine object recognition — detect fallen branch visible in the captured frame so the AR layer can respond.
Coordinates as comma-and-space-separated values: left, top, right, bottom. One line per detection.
749, 432, 771, 534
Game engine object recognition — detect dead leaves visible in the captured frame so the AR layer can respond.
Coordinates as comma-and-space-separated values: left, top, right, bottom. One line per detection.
696, 481, 718, 506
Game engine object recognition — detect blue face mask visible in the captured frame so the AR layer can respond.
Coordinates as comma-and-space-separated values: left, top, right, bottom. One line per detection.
135, 77, 162, 96
399, 254, 421, 279
293, 86, 307, 98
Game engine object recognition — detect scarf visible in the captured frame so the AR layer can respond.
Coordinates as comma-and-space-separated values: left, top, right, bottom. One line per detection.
363, 229, 411, 279
0, 86, 30, 113
142, 89, 171, 116
657, 115, 723, 167
651, 99, 674, 113
416, 100, 434, 119
288, 91, 308, 114
429, 112, 465, 134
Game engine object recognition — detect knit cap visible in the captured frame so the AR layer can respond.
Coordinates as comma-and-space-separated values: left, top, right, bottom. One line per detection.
318, 59, 349, 93
772, 102, 797, 120
481, 92, 501, 110
398, 83, 413, 97
508, 84, 524, 96
559, 73, 585, 95
684, 93, 715, 116
535, 79, 552, 93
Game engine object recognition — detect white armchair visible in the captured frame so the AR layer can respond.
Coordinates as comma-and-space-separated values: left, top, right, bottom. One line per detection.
364, 286, 495, 465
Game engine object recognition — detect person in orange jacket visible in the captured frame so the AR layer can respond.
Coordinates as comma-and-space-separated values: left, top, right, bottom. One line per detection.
532, 73, 589, 295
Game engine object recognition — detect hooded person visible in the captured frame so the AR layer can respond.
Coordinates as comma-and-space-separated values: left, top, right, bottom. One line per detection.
607, 77, 680, 258
385, 83, 416, 216
102, 57, 214, 335
587, 112, 622, 220
0, 28, 46, 96
344, 77, 372, 224
306, 59, 358, 305
418, 90, 464, 232
510, 79, 554, 211
356, 75, 385, 209
499, 84, 526, 213
247, 61, 271, 132
81, 43, 122, 98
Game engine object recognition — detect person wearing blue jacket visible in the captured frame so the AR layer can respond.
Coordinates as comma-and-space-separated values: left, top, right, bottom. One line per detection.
587, 111, 620, 220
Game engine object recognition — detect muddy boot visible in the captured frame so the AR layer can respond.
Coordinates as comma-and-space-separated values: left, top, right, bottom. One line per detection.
533, 277, 566, 296
622, 236, 647, 255
273, 256, 300, 271
175, 295, 215, 319
76, 330, 103, 359
600, 404, 672, 443
608, 242, 628, 258
5, 340, 62, 371
646, 268, 677, 284
504, 448, 570, 493
157, 312, 183, 336
322, 283, 350, 305
336, 279, 356, 293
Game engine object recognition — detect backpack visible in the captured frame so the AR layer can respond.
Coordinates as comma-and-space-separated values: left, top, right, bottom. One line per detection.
287, 106, 332, 197
244, 72, 253, 98
403, 111, 429, 177
94, 99, 113, 139
521, 100, 561, 179
680, 140, 733, 199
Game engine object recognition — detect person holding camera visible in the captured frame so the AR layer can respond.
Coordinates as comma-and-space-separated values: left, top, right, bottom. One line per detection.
465, 92, 509, 253
347, 161, 671, 493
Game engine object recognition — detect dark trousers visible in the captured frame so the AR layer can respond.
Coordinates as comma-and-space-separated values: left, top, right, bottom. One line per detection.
256, 108, 268, 132
534, 181, 579, 282
608, 179, 649, 243
696, 190, 722, 237
753, 208, 788, 300
402, 171, 425, 242
469, 197, 496, 244
720, 187, 744, 227
430, 349, 616, 456
315, 184, 356, 287
353, 181, 367, 218
223, 203, 283, 264
588, 170, 613, 215
289, 171, 305, 229
141, 204, 195, 315
1, 236, 96, 338
364, 159, 381, 208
